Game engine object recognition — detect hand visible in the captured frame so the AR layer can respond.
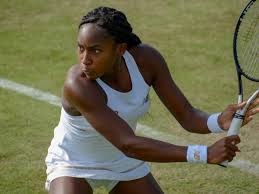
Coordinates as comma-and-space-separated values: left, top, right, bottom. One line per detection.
207, 135, 240, 164
218, 96, 259, 130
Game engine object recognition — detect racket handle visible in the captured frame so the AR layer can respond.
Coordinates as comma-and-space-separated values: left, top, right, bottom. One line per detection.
245, 90, 259, 107
219, 90, 259, 167
219, 116, 243, 167
227, 117, 243, 136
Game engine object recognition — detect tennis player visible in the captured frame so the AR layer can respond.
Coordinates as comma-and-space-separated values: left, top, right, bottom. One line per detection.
45, 6, 259, 194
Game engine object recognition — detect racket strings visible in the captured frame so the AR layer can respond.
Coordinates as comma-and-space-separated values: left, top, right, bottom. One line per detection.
238, 3, 259, 80
239, 32, 258, 78
246, 14, 259, 75
242, 15, 258, 42
245, 26, 258, 76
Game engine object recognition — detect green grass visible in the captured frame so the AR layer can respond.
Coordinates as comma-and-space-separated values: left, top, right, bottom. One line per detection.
0, 0, 259, 193
0, 88, 59, 194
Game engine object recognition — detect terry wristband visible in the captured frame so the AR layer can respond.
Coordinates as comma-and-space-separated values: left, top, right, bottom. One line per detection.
187, 145, 207, 163
207, 113, 225, 133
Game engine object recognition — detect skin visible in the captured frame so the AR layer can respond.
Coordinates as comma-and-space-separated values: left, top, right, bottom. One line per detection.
49, 23, 259, 194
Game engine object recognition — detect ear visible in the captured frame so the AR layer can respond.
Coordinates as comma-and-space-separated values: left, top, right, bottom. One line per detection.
117, 43, 127, 55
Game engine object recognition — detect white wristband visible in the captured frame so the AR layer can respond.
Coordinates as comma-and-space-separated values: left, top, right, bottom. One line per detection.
187, 145, 207, 163
207, 113, 225, 133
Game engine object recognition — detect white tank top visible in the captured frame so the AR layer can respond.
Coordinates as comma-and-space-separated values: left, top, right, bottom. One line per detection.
45, 51, 150, 181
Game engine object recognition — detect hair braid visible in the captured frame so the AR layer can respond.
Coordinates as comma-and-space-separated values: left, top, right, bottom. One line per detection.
79, 7, 141, 49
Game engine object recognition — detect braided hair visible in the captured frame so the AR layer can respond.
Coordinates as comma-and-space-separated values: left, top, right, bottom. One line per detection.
79, 7, 141, 49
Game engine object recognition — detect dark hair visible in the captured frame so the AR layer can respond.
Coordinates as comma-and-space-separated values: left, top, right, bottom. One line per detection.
79, 6, 141, 49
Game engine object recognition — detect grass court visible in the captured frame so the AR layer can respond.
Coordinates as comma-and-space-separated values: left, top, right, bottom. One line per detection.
0, 0, 259, 193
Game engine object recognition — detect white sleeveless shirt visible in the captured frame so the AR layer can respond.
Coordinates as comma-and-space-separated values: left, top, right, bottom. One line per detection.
45, 51, 151, 182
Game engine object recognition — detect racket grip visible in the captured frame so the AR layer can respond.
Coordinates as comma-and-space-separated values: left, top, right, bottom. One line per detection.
219, 90, 259, 167
227, 117, 243, 136
219, 117, 243, 167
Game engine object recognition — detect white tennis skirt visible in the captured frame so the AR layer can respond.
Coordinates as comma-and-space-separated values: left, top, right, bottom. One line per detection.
45, 160, 150, 191
45, 120, 150, 191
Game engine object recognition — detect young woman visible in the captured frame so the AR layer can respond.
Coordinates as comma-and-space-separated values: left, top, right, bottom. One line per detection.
45, 6, 259, 194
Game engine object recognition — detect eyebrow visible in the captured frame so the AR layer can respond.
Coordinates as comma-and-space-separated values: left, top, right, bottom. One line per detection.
77, 42, 102, 49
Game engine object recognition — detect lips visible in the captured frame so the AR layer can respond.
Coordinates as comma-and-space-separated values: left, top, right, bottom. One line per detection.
81, 65, 97, 78
82, 69, 97, 79
82, 68, 92, 74
83, 71, 93, 76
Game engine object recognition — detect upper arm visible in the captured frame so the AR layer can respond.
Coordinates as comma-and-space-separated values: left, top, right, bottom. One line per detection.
137, 45, 195, 126
63, 69, 136, 151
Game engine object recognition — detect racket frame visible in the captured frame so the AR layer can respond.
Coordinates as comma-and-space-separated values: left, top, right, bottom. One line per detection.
220, 0, 258, 167
233, 0, 258, 102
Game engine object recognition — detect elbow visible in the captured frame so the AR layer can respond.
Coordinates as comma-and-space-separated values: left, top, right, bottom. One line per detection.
119, 136, 139, 158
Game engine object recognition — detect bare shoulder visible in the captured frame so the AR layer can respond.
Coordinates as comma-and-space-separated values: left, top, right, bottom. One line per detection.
129, 44, 168, 85
64, 64, 87, 91
62, 64, 106, 115
130, 43, 166, 66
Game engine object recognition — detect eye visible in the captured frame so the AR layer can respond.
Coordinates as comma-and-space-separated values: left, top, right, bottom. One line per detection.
94, 49, 101, 54
89, 48, 102, 55
79, 46, 84, 53
77, 44, 84, 53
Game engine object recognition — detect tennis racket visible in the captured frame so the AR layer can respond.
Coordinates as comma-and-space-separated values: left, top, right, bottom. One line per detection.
220, 0, 259, 167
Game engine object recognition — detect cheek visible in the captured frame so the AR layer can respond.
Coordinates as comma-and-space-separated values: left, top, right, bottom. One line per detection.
78, 54, 82, 61
95, 60, 109, 74
96, 54, 114, 67
77, 51, 83, 62
102, 55, 117, 70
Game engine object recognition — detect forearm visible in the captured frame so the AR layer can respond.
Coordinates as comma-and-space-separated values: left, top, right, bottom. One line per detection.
180, 108, 211, 134
122, 136, 187, 162
152, 75, 211, 134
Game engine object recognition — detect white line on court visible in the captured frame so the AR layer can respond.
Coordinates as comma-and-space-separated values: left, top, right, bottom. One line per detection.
1, 77, 259, 176
0, 78, 61, 107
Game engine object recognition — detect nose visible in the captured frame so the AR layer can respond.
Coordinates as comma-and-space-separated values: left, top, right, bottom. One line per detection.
81, 51, 92, 66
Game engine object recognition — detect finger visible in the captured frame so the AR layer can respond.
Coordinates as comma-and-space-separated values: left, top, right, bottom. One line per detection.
246, 107, 259, 116
225, 143, 240, 152
242, 116, 253, 125
226, 152, 236, 162
226, 148, 240, 161
226, 135, 241, 144
223, 150, 236, 162
225, 138, 240, 151
227, 102, 246, 112
250, 97, 259, 105
228, 149, 237, 158
236, 101, 247, 110
246, 99, 259, 111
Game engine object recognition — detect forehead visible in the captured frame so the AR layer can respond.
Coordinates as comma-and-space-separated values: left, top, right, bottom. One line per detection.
77, 23, 113, 46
